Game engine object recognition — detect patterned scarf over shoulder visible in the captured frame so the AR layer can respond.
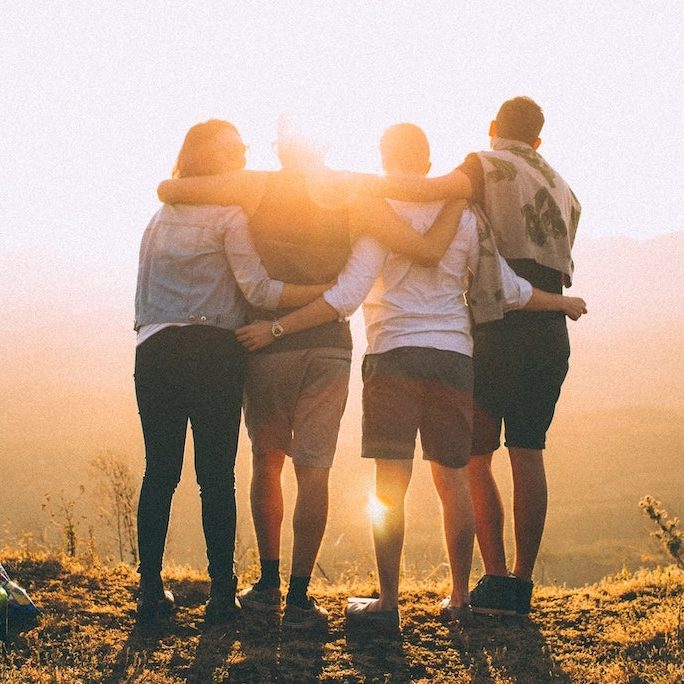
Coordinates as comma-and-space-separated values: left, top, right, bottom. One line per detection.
468, 137, 581, 324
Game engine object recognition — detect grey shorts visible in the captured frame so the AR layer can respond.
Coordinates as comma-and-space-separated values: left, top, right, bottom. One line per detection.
361, 346, 474, 469
243, 347, 352, 468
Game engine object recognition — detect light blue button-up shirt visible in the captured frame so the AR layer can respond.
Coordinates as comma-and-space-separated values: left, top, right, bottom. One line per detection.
134, 204, 283, 335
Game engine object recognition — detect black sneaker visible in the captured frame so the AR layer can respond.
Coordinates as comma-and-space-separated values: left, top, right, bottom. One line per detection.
136, 576, 175, 622
237, 584, 282, 613
512, 576, 534, 615
205, 576, 241, 625
469, 575, 518, 616
282, 596, 328, 630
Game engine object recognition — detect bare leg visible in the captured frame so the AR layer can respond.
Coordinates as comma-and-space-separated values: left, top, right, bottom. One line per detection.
431, 462, 474, 606
468, 453, 508, 576
250, 449, 286, 560
291, 464, 330, 577
509, 447, 547, 581
370, 459, 413, 611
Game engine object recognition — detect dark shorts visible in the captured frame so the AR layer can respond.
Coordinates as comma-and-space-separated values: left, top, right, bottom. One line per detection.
471, 314, 570, 454
361, 347, 474, 469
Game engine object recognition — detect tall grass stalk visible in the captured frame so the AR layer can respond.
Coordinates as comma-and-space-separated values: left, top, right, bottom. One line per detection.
639, 495, 684, 569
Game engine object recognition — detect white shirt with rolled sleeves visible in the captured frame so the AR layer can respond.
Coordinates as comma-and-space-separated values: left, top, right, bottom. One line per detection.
322, 202, 533, 357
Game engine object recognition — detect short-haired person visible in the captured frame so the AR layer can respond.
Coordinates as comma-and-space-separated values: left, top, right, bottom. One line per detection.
235, 122, 585, 629
134, 119, 331, 623
363, 97, 584, 615
156, 117, 465, 630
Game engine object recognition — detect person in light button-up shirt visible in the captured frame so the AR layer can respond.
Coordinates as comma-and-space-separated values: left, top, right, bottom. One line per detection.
134, 120, 328, 624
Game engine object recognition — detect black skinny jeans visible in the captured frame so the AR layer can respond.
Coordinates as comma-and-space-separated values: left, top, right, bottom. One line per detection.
134, 325, 245, 583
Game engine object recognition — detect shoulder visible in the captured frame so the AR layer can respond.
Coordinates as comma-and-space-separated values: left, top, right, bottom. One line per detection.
458, 152, 484, 173
387, 198, 445, 220
217, 205, 249, 227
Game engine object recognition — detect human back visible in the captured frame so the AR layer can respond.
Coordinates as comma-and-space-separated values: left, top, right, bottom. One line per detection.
247, 123, 353, 352
134, 119, 257, 337
363, 123, 478, 355
468, 97, 579, 290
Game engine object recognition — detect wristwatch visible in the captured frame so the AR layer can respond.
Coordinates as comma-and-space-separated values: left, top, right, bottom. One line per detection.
271, 319, 285, 338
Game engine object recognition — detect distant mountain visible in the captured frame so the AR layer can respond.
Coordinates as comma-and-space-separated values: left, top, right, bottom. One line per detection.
571, 230, 684, 329
562, 230, 684, 412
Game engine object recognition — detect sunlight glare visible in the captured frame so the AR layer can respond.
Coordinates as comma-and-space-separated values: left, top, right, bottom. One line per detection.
367, 493, 387, 526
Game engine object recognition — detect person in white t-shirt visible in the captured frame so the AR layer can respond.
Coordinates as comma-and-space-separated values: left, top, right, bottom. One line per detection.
235, 124, 586, 630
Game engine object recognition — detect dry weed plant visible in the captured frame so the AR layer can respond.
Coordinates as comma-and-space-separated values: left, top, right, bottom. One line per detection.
90, 450, 138, 565
639, 495, 684, 570
42, 487, 86, 558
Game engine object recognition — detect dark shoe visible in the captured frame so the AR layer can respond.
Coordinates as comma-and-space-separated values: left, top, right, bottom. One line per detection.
438, 598, 474, 627
469, 575, 517, 616
282, 596, 328, 630
205, 594, 241, 624
512, 576, 534, 615
205, 576, 241, 625
136, 576, 175, 622
345, 597, 400, 633
237, 583, 282, 613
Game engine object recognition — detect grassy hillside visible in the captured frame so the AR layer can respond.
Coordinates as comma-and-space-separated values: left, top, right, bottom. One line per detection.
1, 551, 682, 683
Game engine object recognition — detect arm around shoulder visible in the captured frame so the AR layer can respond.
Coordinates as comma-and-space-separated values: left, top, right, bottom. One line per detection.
353, 197, 466, 266
354, 169, 472, 202
157, 170, 267, 216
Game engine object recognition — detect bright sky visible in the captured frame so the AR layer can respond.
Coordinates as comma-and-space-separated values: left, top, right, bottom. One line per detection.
2, 2, 683, 307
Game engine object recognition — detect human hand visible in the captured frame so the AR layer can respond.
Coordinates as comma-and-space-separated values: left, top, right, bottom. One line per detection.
562, 296, 588, 321
235, 320, 277, 351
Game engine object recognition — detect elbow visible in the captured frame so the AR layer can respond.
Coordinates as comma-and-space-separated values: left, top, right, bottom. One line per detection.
242, 286, 267, 308
157, 182, 171, 204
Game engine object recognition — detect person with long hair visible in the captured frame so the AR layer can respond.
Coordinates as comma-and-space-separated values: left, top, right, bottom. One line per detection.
134, 119, 330, 623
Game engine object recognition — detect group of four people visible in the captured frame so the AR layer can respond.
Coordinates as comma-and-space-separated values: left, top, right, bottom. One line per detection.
133, 96, 586, 630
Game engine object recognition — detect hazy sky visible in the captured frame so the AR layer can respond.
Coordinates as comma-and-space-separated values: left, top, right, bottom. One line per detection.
2, 2, 683, 310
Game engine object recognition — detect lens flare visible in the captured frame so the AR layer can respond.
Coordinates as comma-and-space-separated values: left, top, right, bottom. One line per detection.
367, 493, 387, 526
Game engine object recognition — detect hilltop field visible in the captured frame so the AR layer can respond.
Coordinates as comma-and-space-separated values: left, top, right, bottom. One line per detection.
1, 550, 682, 683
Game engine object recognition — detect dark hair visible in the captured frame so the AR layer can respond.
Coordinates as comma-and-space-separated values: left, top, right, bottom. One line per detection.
495, 97, 544, 145
172, 119, 245, 178
380, 123, 430, 174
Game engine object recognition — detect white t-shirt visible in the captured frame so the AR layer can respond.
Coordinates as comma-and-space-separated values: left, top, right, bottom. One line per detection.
323, 203, 532, 357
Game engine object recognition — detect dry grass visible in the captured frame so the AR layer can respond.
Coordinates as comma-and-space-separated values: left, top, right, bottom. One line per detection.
1, 550, 683, 683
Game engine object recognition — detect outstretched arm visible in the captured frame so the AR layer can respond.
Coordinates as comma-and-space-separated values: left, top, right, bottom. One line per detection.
498, 254, 587, 320
466, 214, 588, 322
236, 235, 386, 351
225, 213, 330, 310
497, 253, 588, 321
157, 170, 268, 216
351, 197, 467, 266
524, 291, 588, 320
352, 168, 472, 202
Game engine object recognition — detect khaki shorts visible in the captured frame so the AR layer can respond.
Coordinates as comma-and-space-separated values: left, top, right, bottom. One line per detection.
244, 347, 352, 468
